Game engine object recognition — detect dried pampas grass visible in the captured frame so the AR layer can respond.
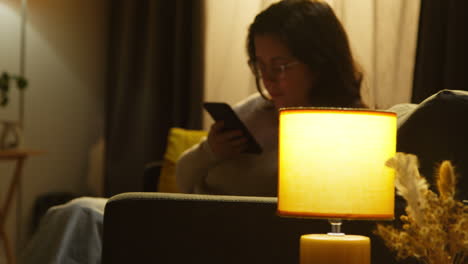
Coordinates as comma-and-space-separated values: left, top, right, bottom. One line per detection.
375, 153, 468, 264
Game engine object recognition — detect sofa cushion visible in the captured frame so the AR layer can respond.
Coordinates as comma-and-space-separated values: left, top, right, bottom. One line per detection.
158, 128, 207, 192
396, 89, 468, 200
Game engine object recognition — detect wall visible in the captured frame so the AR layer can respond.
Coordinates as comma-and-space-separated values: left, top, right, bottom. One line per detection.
0, 0, 108, 258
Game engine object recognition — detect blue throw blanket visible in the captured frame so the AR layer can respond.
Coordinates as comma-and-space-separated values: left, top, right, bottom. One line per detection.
20, 197, 107, 264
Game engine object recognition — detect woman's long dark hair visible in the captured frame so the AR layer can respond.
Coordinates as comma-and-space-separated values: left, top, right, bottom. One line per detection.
247, 0, 366, 108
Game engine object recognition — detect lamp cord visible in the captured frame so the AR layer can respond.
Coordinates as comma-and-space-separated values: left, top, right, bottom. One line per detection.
19, 0, 28, 130
16, 0, 28, 256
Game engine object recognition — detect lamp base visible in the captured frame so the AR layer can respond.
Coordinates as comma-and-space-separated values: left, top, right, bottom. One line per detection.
300, 234, 370, 264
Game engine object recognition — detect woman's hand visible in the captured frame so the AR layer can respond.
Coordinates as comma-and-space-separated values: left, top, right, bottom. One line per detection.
207, 121, 248, 159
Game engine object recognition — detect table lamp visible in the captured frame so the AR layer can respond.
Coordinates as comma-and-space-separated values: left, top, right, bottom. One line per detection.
278, 108, 397, 264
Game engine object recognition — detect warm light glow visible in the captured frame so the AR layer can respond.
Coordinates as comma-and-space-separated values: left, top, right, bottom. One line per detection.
278, 108, 396, 220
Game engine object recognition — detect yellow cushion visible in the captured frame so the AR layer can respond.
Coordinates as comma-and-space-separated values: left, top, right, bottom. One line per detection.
157, 127, 207, 192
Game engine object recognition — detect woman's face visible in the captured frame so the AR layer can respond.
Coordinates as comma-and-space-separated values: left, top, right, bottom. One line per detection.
253, 34, 316, 109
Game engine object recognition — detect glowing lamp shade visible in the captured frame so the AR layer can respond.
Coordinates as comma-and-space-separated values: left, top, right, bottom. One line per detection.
278, 108, 397, 220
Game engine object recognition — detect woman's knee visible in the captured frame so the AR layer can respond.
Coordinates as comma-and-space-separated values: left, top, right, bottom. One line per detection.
46, 196, 107, 220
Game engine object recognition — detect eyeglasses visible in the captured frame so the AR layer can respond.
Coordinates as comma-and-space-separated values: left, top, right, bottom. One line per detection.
248, 59, 300, 101
248, 60, 300, 81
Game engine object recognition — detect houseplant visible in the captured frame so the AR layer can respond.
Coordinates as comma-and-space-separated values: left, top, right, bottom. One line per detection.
375, 153, 468, 264
0, 71, 28, 106
0, 71, 28, 149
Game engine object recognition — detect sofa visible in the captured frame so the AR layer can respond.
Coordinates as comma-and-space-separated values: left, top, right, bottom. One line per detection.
102, 90, 468, 264
101, 192, 400, 264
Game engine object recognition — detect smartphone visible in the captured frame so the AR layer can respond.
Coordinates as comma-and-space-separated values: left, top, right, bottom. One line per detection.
203, 102, 262, 154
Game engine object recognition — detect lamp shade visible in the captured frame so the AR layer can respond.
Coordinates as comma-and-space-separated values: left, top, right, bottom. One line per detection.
278, 108, 396, 220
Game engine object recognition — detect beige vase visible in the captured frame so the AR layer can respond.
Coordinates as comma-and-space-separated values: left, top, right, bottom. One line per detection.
0, 120, 21, 149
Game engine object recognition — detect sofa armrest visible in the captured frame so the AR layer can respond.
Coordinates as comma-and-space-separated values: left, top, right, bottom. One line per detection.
102, 193, 312, 263
102, 192, 401, 264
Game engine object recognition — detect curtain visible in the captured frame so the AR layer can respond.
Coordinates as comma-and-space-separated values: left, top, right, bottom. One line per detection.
105, 0, 204, 196
204, 0, 257, 128
412, 0, 468, 103
326, 0, 420, 109
202, 0, 277, 128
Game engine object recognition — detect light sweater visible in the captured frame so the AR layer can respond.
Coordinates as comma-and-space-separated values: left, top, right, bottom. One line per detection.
176, 93, 279, 196
176, 93, 418, 197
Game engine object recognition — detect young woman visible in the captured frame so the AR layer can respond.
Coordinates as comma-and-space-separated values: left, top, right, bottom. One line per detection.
176, 0, 367, 196
21, 1, 368, 263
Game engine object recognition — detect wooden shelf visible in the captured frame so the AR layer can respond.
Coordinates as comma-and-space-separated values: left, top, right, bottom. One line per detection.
0, 149, 43, 159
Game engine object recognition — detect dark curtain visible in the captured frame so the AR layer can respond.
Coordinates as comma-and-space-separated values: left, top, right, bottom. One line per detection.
411, 0, 468, 103
104, 0, 204, 196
